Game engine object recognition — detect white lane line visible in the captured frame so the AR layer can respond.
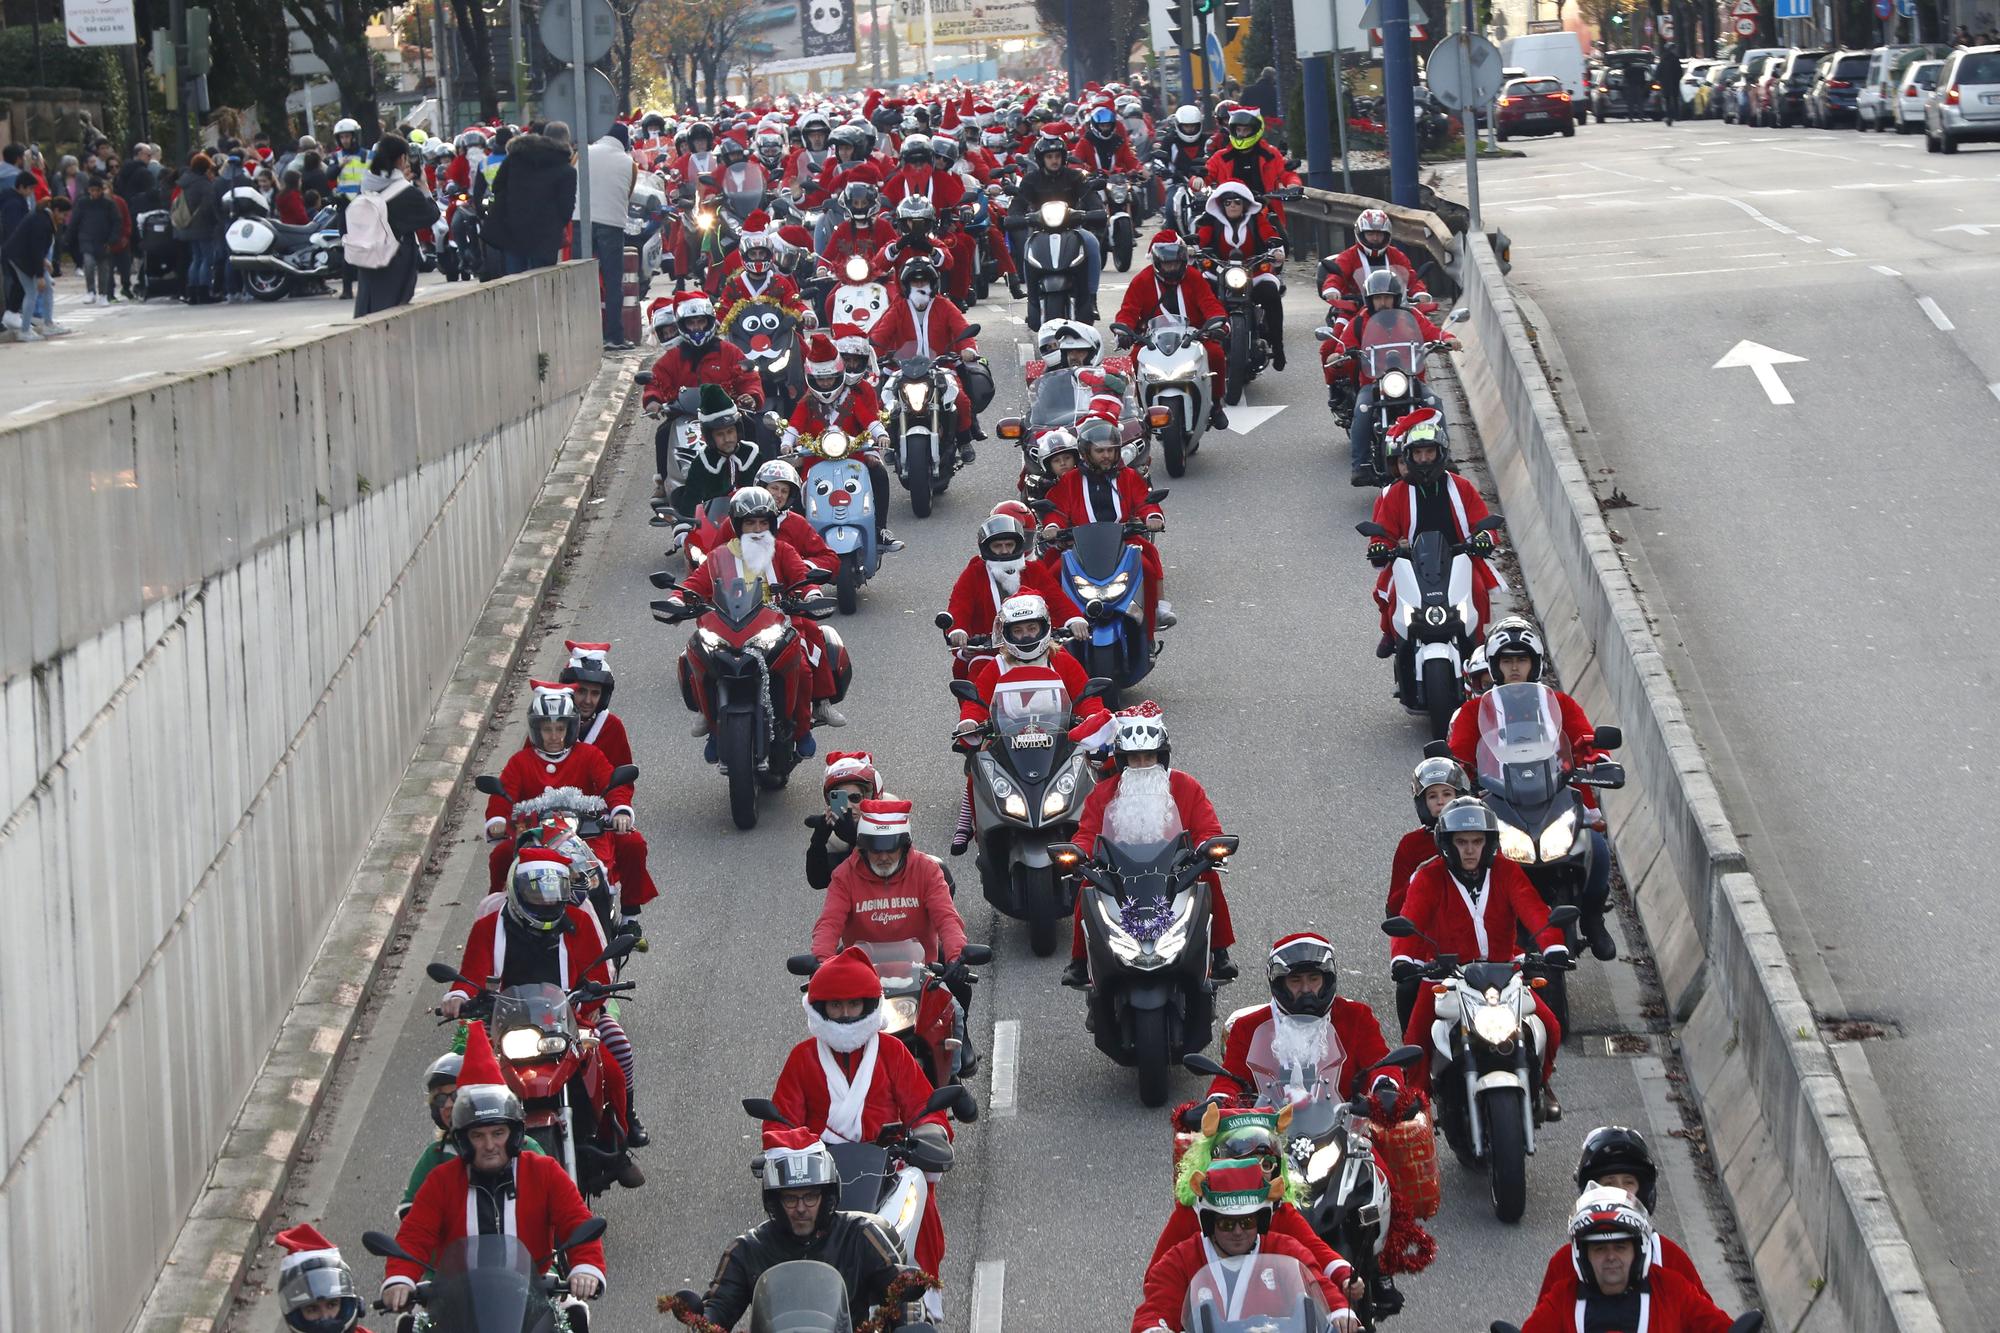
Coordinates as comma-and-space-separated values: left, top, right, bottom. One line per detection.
1015, 341, 1033, 365
1697, 138, 1732, 145
970, 1260, 1006, 1333
1918, 296, 1955, 330
1794, 234, 1820, 244
199, 349, 233, 360
113, 370, 157, 383
9, 399, 55, 416
989, 1019, 1020, 1116
1989, 383, 2000, 406
1827, 247, 1855, 257
1872, 264, 1902, 276
251, 336, 283, 345
1566, 258, 1853, 284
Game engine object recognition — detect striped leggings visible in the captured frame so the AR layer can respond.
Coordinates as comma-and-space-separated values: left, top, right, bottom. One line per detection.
597, 1017, 637, 1109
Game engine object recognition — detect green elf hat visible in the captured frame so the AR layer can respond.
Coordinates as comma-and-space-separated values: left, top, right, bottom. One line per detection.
1201, 1104, 1292, 1163
698, 382, 738, 426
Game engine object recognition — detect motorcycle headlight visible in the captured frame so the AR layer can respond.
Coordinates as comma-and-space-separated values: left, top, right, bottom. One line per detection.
1306, 1139, 1345, 1184
1497, 820, 1536, 864
1379, 369, 1411, 399
1472, 1005, 1522, 1046
1101, 574, 1131, 601
1041, 761, 1085, 818
1040, 200, 1069, 227
894, 1180, 921, 1233
690, 543, 709, 567
1224, 265, 1250, 290
821, 430, 852, 459
901, 380, 931, 412
983, 760, 1029, 820
748, 622, 790, 654
883, 996, 920, 1033
1003, 790, 1030, 820
500, 1028, 545, 1062
845, 255, 870, 281
1539, 810, 1579, 862
1096, 896, 1147, 963
696, 625, 728, 652
1110, 181, 1129, 200
1160, 361, 1200, 381
695, 208, 715, 231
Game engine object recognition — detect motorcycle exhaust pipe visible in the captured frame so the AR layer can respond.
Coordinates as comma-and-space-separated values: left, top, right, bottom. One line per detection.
226, 254, 321, 278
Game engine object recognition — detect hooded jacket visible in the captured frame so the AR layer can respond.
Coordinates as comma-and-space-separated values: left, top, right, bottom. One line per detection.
485, 134, 578, 254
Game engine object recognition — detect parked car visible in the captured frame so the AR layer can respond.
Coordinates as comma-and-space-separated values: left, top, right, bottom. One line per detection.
1925, 45, 2000, 152
1679, 58, 1720, 111
1697, 64, 1741, 119
1806, 49, 1871, 127
1496, 76, 1578, 139
1893, 58, 1944, 133
1590, 49, 1657, 121
1767, 49, 1828, 126
1741, 50, 1794, 127
1857, 44, 1946, 129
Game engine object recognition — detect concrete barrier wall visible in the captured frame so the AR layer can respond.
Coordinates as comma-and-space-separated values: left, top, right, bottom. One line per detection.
0, 264, 601, 1333
1451, 233, 1943, 1333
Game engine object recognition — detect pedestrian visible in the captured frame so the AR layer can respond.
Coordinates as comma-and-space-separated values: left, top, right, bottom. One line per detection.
172, 152, 219, 304
483, 125, 577, 275
350, 134, 440, 317
24, 147, 51, 202
0, 169, 32, 332
2, 192, 74, 340
108, 183, 134, 299
0, 143, 23, 196
585, 120, 638, 349
57, 154, 81, 203
66, 174, 124, 304
275, 170, 310, 225
298, 149, 330, 202
1657, 44, 1684, 125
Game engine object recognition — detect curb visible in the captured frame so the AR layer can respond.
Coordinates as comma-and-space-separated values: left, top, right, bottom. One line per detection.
1450, 232, 1945, 1332
132, 351, 641, 1333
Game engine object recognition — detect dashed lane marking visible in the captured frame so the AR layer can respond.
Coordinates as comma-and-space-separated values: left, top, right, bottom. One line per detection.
1872, 264, 1902, 277
1918, 296, 1955, 331
1828, 248, 1855, 258
971, 1260, 1006, 1333
989, 1019, 1020, 1116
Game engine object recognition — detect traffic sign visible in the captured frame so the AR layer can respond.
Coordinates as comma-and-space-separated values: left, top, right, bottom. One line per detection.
544, 66, 618, 140
1427, 29, 1504, 112
539, 0, 615, 64
1731, 0, 1757, 16
1734, 16, 1758, 35
1897, 0, 1915, 14
1774, 0, 1810, 19
1874, 0, 1891, 17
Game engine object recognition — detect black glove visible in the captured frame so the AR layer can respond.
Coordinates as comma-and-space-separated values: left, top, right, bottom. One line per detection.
1367, 540, 1394, 568
804, 813, 828, 830
1372, 1079, 1402, 1118
1470, 531, 1496, 555
1391, 957, 1424, 983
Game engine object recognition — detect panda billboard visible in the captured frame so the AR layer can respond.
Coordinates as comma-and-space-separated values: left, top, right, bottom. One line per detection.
800, 0, 857, 61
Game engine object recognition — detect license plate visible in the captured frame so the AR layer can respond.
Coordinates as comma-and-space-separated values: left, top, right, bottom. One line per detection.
1985, 93, 2000, 104
1011, 731, 1054, 749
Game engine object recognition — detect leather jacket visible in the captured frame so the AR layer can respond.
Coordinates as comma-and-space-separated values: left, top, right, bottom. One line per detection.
704, 1210, 904, 1328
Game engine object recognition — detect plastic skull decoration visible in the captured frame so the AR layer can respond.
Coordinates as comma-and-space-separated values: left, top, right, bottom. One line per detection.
810, 0, 844, 34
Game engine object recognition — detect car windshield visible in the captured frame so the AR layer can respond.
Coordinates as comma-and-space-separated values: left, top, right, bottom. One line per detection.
989, 677, 1071, 740
704, 544, 771, 623
1475, 683, 1573, 808
1959, 51, 2000, 83
426, 1236, 543, 1332
1910, 61, 1942, 86
1359, 307, 1424, 375
1511, 78, 1561, 95
1181, 1252, 1331, 1333
1030, 365, 1094, 426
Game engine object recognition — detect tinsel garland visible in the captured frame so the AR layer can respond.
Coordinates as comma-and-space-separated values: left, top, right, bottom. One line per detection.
1368, 1084, 1440, 1276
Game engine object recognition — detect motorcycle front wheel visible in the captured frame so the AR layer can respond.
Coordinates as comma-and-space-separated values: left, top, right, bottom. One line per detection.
1161, 417, 1188, 478
836, 551, 861, 614
1134, 1006, 1171, 1106
1483, 1089, 1529, 1222
1422, 657, 1461, 741
906, 434, 934, 518
722, 713, 758, 829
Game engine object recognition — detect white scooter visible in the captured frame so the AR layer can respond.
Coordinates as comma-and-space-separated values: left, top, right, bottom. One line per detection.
1120, 313, 1224, 478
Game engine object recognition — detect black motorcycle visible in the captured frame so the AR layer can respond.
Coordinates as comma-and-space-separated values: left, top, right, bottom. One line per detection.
363, 1222, 605, 1333
1013, 196, 1107, 328
881, 334, 983, 519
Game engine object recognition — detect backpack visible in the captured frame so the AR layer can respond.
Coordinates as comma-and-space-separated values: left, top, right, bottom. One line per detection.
169, 190, 193, 231
342, 179, 409, 269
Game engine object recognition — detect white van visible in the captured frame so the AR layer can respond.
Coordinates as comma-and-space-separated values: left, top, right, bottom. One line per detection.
1501, 31, 1589, 111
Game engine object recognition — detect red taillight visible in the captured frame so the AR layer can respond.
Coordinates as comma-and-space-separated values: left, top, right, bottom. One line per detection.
1946, 85, 1961, 104
1829, 79, 1851, 89
1905, 86, 1921, 97
1552, 91, 1571, 101
1498, 96, 1513, 106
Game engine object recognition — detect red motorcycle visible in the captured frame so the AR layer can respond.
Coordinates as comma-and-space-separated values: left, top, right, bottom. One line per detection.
472, 800, 629, 949
473, 763, 639, 903
650, 548, 848, 830
786, 941, 994, 1089
427, 933, 638, 1200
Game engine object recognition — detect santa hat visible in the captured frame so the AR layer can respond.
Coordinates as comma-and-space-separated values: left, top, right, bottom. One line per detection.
804, 331, 841, 378
777, 223, 813, 250
648, 296, 677, 336
677, 290, 716, 321
565, 640, 610, 673
1116, 700, 1163, 720
458, 1019, 505, 1089
831, 323, 872, 357
806, 944, 883, 1003
741, 209, 773, 243
1387, 406, 1445, 441
855, 798, 912, 840
762, 1123, 825, 1157
1271, 929, 1332, 952
823, 750, 882, 796
1151, 229, 1183, 248
275, 1223, 343, 1275
1193, 1158, 1288, 1213
1085, 393, 1124, 422
516, 846, 570, 870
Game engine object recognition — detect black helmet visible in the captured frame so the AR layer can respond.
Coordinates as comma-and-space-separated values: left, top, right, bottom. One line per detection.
730, 484, 780, 530
1575, 1125, 1660, 1212
1032, 134, 1069, 170
450, 1077, 527, 1158
1150, 232, 1189, 282
558, 645, 615, 709
1077, 416, 1123, 471
840, 180, 880, 220
720, 137, 749, 166
1485, 616, 1545, 682
898, 256, 941, 292
686, 120, 715, 149
1410, 756, 1471, 827
871, 107, 901, 133
278, 1248, 362, 1333
1433, 796, 1499, 883
894, 194, 938, 240
830, 123, 869, 157
1266, 932, 1338, 1017
423, 1051, 463, 1131
1362, 268, 1406, 307
899, 135, 934, 167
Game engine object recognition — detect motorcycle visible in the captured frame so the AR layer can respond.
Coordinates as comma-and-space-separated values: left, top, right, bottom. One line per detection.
1120, 315, 1223, 479
1323, 307, 1466, 485
1054, 812, 1238, 1106
724, 296, 805, 416
362, 1223, 606, 1333
1105, 174, 1138, 271
628, 169, 670, 286
1199, 248, 1283, 406
1496, 1317, 1763, 1333
474, 769, 642, 943
1015, 197, 1106, 328
996, 363, 1149, 499
1380, 907, 1578, 1222
824, 252, 894, 333
440, 189, 483, 282
672, 1260, 938, 1333
1182, 1253, 1331, 1333
426, 934, 640, 1200
649, 553, 846, 830
1357, 515, 1506, 739
882, 335, 981, 520
794, 429, 885, 613
786, 941, 995, 1088
1186, 1044, 1425, 1331
943, 669, 1105, 956
963, 190, 1003, 301
1043, 514, 1167, 708
223, 203, 342, 300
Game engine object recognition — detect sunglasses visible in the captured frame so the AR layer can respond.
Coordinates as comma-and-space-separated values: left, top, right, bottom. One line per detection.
1211, 1215, 1260, 1233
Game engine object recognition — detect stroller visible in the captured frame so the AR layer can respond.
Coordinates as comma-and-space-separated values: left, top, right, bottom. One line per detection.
133, 210, 185, 301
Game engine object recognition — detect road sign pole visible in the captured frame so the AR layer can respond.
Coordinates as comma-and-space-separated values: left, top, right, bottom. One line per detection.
1332, 24, 1353, 193
1383, 0, 1419, 207
1178, 0, 1196, 102
571, 0, 592, 260
1460, 36, 1480, 229
1302, 53, 1334, 188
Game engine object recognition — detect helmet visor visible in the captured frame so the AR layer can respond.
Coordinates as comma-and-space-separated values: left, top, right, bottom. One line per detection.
513, 865, 571, 920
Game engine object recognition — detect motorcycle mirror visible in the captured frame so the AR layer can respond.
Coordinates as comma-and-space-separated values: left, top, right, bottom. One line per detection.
362, 1230, 421, 1264
742, 1096, 790, 1124
934, 611, 955, 630
1590, 725, 1623, 751
786, 953, 821, 977
1313, 327, 1333, 342
963, 322, 981, 337
1377, 1044, 1424, 1069
1196, 835, 1240, 861
1381, 916, 1419, 939
635, 370, 654, 385
922, 1084, 962, 1117
650, 599, 682, 622
649, 570, 679, 589
1547, 904, 1582, 931
959, 944, 994, 966
1449, 307, 1470, 323
1079, 676, 1114, 700
1576, 762, 1626, 788
1182, 1052, 1228, 1078
1026, 498, 1056, 515
1355, 520, 1390, 538
1472, 515, 1506, 534
474, 774, 508, 797
558, 1216, 608, 1253
1728, 1316, 1765, 1333
949, 679, 983, 703
607, 764, 640, 789
698, 173, 718, 188
1146, 488, 1169, 504
590, 933, 639, 971
425, 961, 471, 987
1421, 739, 1455, 760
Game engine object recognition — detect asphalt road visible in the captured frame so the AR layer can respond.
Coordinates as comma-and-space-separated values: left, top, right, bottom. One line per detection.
1446, 117, 2000, 1322
232, 246, 1741, 1333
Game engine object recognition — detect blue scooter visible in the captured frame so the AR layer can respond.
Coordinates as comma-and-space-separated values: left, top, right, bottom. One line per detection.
1049, 513, 1166, 709
797, 428, 881, 615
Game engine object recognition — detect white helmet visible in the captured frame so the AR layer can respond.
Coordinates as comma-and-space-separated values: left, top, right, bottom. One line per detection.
1567, 1185, 1655, 1284
1355, 207, 1393, 256
756, 459, 802, 499
1113, 706, 1168, 759
1035, 427, 1081, 467
1169, 104, 1205, 144
1037, 318, 1100, 363
995, 594, 1053, 663
333, 117, 361, 137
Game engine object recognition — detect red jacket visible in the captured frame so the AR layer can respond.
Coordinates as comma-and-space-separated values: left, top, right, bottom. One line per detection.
1519, 1266, 1734, 1333
1388, 827, 1435, 917
713, 511, 836, 573
1391, 855, 1564, 965
447, 903, 612, 1004
1116, 265, 1224, 332
823, 216, 898, 270
1044, 465, 1161, 529
788, 382, 885, 444
1371, 473, 1502, 597
869, 295, 976, 361
1133, 1233, 1349, 1333
716, 268, 804, 315
1076, 768, 1220, 857
682, 537, 814, 602
813, 849, 967, 962
1211, 998, 1404, 1104
881, 165, 966, 210
1327, 243, 1429, 302
1448, 684, 1604, 773
1194, 210, 1285, 262
871, 239, 954, 289
487, 742, 634, 826
959, 654, 1111, 741
1540, 1235, 1710, 1302
945, 556, 1073, 638
642, 341, 763, 409
1334, 306, 1448, 386
1074, 134, 1142, 176
580, 711, 632, 770
816, 155, 884, 204
1147, 1200, 1351, 1280
387, 1153, 606, 1290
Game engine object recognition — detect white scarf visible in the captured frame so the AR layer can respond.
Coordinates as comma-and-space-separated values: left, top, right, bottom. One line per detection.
1452, 869, 1492, 957
985, 557, 1025, 601
1105, 764, 1176, 843
1267, 1010, 1334, 1104
1197, 1238, 1261, 1321
802, 997, 886, 1142
1082, 470, 1125, 522
740, 530, 779, 585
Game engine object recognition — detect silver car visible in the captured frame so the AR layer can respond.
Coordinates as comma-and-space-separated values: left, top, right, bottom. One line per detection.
1895, 59, 1944, 132
1926, 45, 2000, 151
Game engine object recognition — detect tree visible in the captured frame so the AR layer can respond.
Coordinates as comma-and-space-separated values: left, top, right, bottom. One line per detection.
283, 0, 380, 133
634, 0, 754, 112
1034, 0, 1141, 84
211, 0, 299, 144
444, 0, 503, 121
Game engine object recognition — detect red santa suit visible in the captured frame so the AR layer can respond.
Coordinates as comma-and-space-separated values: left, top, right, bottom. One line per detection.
958, 652, 1112, 743
1043, 464, 1167, 634
1518, 1266, 1735, 1333
642, 337, 764, 410
765, 947, 954, 1272
824, 215, 898, 272
881, 164, 967, 210
1325, 242, 1431, 304
870, 294, 978, 433
1540, 1234, 1711, 1302
1449, 682, 1606, 775
715, 265, 806, 316
680, 537, 827, 734
713, 510, 838, 575
1210, 997, 1404, 1105
580, 710, 632, 770
1368, 459, 1504, 634
1115, 257, 1227, 405
1146, 1199, 1352, 1281
786, 380, 889, 453
1387, 827, 1435, 918
1133, 1232, 1351, 1333
484, 724, 639, 894
1069, 767, 1235, 958
1074, 132, 1143, 176
943, 553, 1076, 678
816, 155, 885, 208
1201, 142, 1302, 223
1328, 303, 1449, 389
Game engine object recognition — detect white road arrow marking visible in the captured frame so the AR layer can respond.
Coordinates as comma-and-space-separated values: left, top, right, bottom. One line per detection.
1712, 339, 1806, 406
1224, 403, 1288, 434
1934, 222, 2000, 235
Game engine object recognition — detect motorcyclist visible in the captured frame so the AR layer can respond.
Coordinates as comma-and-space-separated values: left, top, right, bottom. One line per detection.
1134, 1158, 1362, 1333
399, 1052, 464, 1219
275, 1224, 371, 1333
806, 751, 889, 890
384, 1022, 609, 1308
642, 290, 767, 499
1041, 417, 1175, 634
761, 945, 954, 1275
1007, 134, 1106, 323
1319, 206, 1433, 306
1031, 428, 1083, 499
1364, 408, 1501, 658
712, 211, 809, 314
1203, 933, 1404, 1108
1113, 231, 1230, 430
881, 133, 968, 211
1389, 756, 1470, 917
700, 1129, 904, 1329
1203, 108, 1301, 226
874, 195, 954, 285
1449, 617, 1618, 962
672, 120, 721, 183
822, 182, 897, 273
869, 257, 984, 459
1332, 270, 1457, 488
1062, 705, 1237, 983
1392, 796, 1569, 1118
1194, 181, 1290, 372
1154, 105, 1210, 184
943, 512, 1073, 682
553, 641, 659, 919
663, 384, 766, 523
1515, 1189, 1739, 1333
1075, 102, 1143, 176
708, 458, 838, 580
482, 683, 639, 893
783, 111, 837, 199
782, 332, 901, 553
1540, 1127, 1712, 1298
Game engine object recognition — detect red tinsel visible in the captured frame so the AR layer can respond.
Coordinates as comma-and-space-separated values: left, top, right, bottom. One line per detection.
1368, 1085, 1440, 1276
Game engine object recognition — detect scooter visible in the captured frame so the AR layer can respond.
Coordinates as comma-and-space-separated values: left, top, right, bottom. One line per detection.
363, 1219, 606, 1333
669, 1261, 939, 1333
1014, 198, 1106, 327
649, 561, 846, 830
797, 428, 883, 613
426, 934, 640, 1200
1055, 824, 1238, 1106
223, 203, 343, 300
944, 668, 1104, 956
1119, 315, 1222, 479
1043, 514, 1167, 709
1381, 907, 1577, 1222
1180, 1253, 1334, 1333
786, 942, 995, 1088
634, 374, 706, 491
825, 253, 894, 333
725, 297, 805, 415
1358, 515, 1506, 740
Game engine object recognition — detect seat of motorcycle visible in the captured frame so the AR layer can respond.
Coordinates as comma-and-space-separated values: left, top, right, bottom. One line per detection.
268, 219, 332, 244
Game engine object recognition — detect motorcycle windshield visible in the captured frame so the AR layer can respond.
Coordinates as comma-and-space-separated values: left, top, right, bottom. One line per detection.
1475, 683, 1572, 809
1358, 308, 1424, 378
1068, 521, 1132, 581
823, 1141, 893, 1211
426, 1236, 550, 1333
748, 1260, 854, 1333
1097, 806, 1188, 929
991, 677, 1072, 785
1247, 1052, 1343, 1141
1410, 528, 1450, 592
704, 546, 773, 629
1147, 314, 1194, 356
723, 161, 770, 216
859, 938, 927, 997
1029, 367, 1093, 427
1180, 1251, 1330, 1333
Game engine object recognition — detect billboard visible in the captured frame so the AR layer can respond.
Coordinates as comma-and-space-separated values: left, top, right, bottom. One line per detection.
897, 0, 1043, 45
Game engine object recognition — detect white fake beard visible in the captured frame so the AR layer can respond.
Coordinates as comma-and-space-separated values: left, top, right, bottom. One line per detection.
1268, 1013, 1331, 1100
985, 557, 1025, 595
908, 286, 934, 312
741, 530, 779, 583
1106, 764, 1176, 843
803, 994, 885, 1053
